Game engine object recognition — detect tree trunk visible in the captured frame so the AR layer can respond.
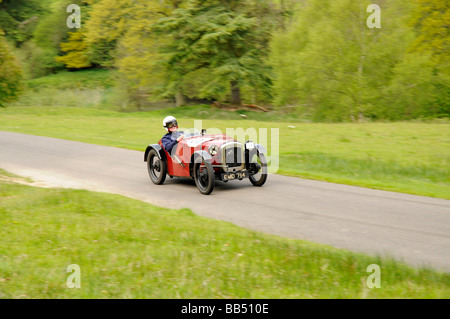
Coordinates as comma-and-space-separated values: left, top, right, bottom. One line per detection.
175, 88, 185, 107
230, 80, 241, 106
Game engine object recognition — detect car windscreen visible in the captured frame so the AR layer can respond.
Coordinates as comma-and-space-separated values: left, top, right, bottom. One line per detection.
183, 131, 202, 138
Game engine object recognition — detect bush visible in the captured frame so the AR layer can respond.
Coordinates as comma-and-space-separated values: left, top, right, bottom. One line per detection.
0, 36, 23, 106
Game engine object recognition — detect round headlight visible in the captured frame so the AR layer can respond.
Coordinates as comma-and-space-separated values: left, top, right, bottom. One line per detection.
209, 145, 219, 156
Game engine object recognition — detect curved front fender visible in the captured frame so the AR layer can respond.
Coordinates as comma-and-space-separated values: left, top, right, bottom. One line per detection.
144, 144, 166, 162
246, 143, 267, 169
247, 143, 267, 159
254, 144, 267, 154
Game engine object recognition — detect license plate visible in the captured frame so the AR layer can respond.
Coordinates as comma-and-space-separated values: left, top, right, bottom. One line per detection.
222, 171, 248, 181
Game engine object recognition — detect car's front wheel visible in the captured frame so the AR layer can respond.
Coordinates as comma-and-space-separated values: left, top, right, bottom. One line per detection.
249, 152, 268, 187
193, 156, 215, 195
147, 149, 167, 185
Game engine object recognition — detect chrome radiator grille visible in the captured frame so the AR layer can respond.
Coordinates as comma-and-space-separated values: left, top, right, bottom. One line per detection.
220, 142, 244, 170
225, 146, 242, 167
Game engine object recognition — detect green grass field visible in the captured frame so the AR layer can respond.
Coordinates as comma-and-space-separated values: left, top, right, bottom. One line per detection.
1, 105, 449, 199
1, 170, 449, 298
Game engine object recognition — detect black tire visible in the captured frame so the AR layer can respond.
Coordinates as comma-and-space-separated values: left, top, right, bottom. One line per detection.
193, 156, 215, 195
249, 152, 268, 187
147, 149, 167, 185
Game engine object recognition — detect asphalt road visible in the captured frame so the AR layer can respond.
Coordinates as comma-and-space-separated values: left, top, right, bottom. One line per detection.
1, 131, 449, 271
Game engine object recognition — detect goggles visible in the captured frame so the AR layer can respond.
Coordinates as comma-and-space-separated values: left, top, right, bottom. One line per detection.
166, 121, 178, 129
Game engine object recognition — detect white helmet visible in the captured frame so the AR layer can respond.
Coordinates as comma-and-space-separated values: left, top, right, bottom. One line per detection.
163, 116, 178, 131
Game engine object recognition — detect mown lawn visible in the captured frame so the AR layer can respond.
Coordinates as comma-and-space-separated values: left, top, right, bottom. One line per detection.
0, 105, 449, 199
0, 171, 449, 298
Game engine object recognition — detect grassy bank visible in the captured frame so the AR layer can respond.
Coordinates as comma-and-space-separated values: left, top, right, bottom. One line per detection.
0, 171, 449, 298
0, 105, 449, 199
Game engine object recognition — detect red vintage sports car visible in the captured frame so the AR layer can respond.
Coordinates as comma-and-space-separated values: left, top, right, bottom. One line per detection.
144, 129, 268, 194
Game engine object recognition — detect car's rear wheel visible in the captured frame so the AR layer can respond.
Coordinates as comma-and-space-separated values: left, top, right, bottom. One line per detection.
193, 156, 215, 195
249, 152, 268, 187
147, 149, 166, 185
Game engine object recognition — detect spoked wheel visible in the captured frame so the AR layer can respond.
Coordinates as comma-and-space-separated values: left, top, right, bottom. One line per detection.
147, 149, 166, 185
193, 156, 215, 195
248, 152, 268, 187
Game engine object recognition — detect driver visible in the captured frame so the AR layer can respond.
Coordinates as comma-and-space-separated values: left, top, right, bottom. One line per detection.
161, 116, 185, 156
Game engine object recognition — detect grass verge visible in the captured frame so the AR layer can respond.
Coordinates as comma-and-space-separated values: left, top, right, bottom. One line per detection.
0, 170, 449, 298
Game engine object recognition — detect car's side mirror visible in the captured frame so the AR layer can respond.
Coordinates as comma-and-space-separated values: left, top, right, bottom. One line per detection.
201, 129, 207, 135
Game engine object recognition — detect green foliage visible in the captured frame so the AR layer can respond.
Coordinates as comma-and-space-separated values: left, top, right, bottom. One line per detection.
374, 0, 450, 120
270, 0, 420, 121
0, 0, 46, 45
83, 0, 173, 107
0, 36, 23, 106
15, 0, 74, 77
2, 0, 448, 120
56, 0, 113, 69
23, 69, 113, 89
55, 31, 92, 68
410, 0, 449, 65
16, 41, 58, 78
88, 38, 116, 67
270, 0, 449, 121
6, 69, 116, 109
153, 0, 274, 105
381, 53, 450, 120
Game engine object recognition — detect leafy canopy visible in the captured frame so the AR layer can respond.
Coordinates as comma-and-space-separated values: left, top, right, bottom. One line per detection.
153, 0, 273, 103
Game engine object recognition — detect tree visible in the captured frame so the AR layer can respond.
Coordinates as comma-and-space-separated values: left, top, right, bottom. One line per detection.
269, 0, 416, 121
383, 52, 449, 119
0, 34, 23, 106
0, 0, 46, 46
410, 0, 449, 65
153, 0, 273, 106
55, 31, 91, 68
83, 0, 177, 107
54, 1, 95, 69
383, 0, 450, 119
18, 0, 76, 77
